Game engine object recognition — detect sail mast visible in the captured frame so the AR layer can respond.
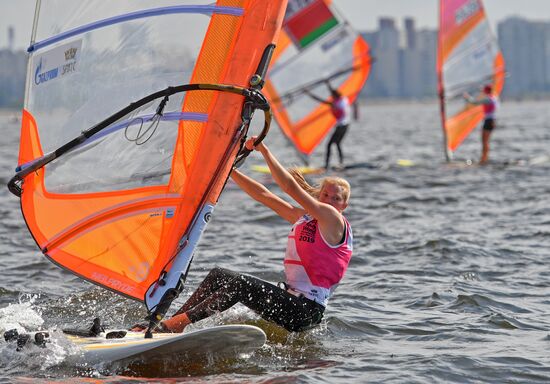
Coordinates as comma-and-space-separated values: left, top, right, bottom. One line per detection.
437, 0, 451, 162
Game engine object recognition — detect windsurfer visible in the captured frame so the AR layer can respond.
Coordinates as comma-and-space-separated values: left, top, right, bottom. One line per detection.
133, 137, 353, 333
463, 84, 498, 164
304, 83, 351, 170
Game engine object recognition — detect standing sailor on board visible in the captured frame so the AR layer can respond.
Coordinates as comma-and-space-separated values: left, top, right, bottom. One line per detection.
305, 83, 352, 171
463, 84, 499, 164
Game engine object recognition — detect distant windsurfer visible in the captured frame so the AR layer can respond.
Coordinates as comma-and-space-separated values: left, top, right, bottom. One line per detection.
133, 137, 353, 333
463, 84, 499, 164
304, 83, 351, 170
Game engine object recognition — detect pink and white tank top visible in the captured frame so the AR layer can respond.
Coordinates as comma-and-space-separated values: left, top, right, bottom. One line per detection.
483, 95, 498, 119
284, 214, 353, 307
331, 96, 351, 125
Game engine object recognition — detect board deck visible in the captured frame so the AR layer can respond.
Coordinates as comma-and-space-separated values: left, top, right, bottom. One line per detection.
67, 324, 266, 364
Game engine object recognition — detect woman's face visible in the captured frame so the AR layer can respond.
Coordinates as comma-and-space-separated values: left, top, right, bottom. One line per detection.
319, 183, 348, 212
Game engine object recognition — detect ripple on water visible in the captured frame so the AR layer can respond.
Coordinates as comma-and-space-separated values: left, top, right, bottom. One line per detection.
450, 293, 515, 311
326, 317, 389, 337
406, 292, 444, 309
484, 312, 548, 331
1, 102, 550, 381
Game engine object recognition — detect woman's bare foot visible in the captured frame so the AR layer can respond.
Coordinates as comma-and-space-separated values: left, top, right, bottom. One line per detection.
162, 313, 191, 333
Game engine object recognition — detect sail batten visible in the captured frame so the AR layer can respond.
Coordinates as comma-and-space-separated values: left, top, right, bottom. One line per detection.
29, 5, 245, 52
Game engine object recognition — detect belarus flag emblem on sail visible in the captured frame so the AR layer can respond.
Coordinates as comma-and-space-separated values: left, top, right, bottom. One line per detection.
284, 0, 338, 49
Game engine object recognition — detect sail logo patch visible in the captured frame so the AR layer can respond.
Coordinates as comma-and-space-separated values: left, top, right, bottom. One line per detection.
91, 272, 136, 295
34, 59, 58, 85
284, 0, 339, 49
455, 0, 480, 25
128, 261, 151, 282
33, 40, 82, 86
321, 28, 347, 52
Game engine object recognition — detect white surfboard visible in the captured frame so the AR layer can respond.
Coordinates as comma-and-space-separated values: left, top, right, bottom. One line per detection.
67, 324, 266, 364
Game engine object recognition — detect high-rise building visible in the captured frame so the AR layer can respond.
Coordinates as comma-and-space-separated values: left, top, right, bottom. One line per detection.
360, 31, 377, 98
0, 48, 27, 107
8, 26, 15, 51
416, 29, 438, 97
401, 18, 421, 98
361, 17, 438, 99
372, 17, 400, 97
404, 18, 416, 50
498, 17, 550, 97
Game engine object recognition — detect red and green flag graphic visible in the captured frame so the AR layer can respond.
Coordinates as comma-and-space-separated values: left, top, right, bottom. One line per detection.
285, 0, 339, 49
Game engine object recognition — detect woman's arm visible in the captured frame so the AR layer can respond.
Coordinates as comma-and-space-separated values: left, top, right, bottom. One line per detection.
230, 169, 304, 224
463, 92, 476, 104
252, 140, 344, 244
463, 92, 491, 105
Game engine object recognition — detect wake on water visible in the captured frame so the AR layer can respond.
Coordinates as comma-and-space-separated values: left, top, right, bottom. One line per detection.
0, 301, 78, 375
0, 292, 328, 378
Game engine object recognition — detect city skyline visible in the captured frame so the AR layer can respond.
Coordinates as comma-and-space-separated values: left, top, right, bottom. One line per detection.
2, 1, 550, 106
1, 0, 550, 50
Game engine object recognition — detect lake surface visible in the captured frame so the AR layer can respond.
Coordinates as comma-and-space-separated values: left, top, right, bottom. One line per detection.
1, 100, 549, 382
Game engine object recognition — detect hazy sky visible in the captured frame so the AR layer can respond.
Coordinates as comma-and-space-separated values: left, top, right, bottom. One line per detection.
1, 0, 549, 49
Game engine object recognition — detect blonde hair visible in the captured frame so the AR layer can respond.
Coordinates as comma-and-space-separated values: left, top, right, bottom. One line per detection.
288, 168, 351, 203
321, 176, 351, 203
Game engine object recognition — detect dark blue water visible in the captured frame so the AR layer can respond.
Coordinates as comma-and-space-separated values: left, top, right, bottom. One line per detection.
1, 100, 549, 382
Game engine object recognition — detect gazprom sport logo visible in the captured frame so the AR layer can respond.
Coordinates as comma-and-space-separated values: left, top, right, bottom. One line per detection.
34, 58, 59, 85
455, 0, 480, 25
33, 40, 81, 86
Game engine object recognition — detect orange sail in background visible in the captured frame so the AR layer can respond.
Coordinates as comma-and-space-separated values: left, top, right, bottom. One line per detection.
9, 0, 286, 323
264, 0, 371, 162
437, 0, 505, 159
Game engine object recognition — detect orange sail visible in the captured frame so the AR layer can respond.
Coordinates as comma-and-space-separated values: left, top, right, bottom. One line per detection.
264, 0, 371, 161
9, 1, 286, 323
437, 0, 505, 159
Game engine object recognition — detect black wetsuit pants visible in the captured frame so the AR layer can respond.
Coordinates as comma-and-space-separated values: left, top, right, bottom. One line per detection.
173, 267, 324, 332
483, 118, 495, 131
325, 123, 349, 169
